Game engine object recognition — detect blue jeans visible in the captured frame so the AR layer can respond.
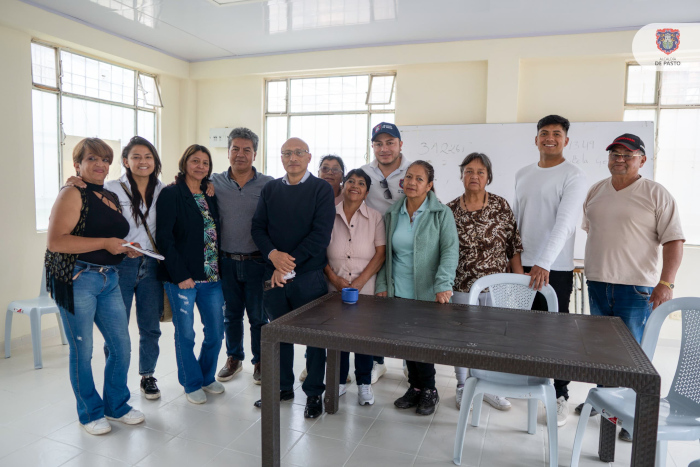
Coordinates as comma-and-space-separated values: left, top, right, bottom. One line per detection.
58, 261, 133, 424
587, 281, 653, 343
263, 269, 328, 396
165, 281, 225, 394
220, 256, 268, 365
113, 256, 163, 375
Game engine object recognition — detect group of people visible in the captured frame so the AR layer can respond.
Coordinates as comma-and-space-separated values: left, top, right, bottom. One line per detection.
44, 114, 684, 438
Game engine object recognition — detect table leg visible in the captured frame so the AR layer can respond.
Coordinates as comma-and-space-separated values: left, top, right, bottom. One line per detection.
324, 349, 340, 414
598, 416, 616, 462
631, 392, 660, 467
261, 340, 281, 467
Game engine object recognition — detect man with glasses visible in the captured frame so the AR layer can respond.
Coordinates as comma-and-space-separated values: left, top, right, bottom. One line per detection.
251, 137, 335, 418
577, 133, 684, 440
211, 128, 273, 385
361, 122, 412, 383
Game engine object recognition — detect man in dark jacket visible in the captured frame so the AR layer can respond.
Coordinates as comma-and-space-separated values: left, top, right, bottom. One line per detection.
251, 137, 335, 418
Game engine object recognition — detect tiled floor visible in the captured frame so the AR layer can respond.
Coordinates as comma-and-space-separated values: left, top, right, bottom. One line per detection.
1, 317, 698, 467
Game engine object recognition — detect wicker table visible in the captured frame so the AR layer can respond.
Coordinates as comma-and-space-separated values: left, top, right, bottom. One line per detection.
260, 293, 660, 467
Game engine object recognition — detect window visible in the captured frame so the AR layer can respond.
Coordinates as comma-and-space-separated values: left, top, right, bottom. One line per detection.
624, 63, 700, 244
30, 41, 161, 231
264, 73, 396, 178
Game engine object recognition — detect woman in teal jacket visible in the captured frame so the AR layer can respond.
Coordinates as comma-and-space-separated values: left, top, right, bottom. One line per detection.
375, 160, 459, 416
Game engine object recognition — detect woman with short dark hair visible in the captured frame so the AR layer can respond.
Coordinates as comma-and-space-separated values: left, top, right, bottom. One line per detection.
46, 137, 145, 435
318, 155, 346, 205
156, 144, 225, 404
324, 168, 385, 405
448, 152, 524, 411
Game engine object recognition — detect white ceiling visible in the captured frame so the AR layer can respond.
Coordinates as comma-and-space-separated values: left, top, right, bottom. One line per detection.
22, 0, 700, 62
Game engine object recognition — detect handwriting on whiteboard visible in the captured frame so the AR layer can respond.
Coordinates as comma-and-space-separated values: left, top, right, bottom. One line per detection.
417, 142, 470, 157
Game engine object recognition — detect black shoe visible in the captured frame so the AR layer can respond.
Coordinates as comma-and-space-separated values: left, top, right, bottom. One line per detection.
254, 389, 295, 408
304, 395, 323, 418
619, 428, 632, 442
253, 362, 262, 385
394, 387, 422, 409
140, 376, 161, 400
416, 388, 439, 415
575, 402, 598, 416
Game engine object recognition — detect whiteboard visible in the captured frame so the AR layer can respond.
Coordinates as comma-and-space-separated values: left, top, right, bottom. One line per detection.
400, 122, 655, 260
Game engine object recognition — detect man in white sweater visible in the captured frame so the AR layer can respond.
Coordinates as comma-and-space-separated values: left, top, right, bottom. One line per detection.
513, 114, 588, 427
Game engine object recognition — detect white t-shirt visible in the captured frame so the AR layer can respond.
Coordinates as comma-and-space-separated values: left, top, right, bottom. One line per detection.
513, 160, 587, 271
105, 174, 164, 252
361, 155, 411, 215
582, 177, 684, 287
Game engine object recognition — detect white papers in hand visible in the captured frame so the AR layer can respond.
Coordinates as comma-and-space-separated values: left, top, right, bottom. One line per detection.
122, 243, 165, 261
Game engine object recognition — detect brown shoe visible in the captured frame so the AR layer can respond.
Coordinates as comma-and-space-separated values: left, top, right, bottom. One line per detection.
216, 356, 242, 382
253, 362, 261, 385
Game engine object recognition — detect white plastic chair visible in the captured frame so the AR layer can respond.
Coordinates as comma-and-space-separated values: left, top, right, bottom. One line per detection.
571, 297, 700, 467
5, 267, 68, 369
453, 273, 559, 467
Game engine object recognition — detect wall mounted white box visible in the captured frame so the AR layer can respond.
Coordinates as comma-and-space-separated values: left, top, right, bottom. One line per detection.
209, 128, 231, 148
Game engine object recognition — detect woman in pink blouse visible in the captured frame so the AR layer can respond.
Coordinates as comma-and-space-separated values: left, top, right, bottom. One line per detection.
324, 168, 386, 406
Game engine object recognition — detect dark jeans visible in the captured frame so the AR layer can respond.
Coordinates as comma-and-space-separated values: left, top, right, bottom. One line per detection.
587, 281, 653, 344
263, 269, 328, 396
220, 256, 268, 365
373, 356, 384, 365
525, 267, 574, 400
341, 352, 374, 385
114, 256, 163, 376
406, 360, 436, 390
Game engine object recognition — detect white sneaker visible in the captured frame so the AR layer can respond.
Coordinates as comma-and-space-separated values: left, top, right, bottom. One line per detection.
106, 408, 145, 425
483, 393, 511, 411
299, 368, 307, 382
81, 417, 111, 435
358, 384, 374, 405
370, 362, 387, 384
186, 388, 207, 404
556, 396, 569, 427
456, 386, 464, 410
338, 384, 347, 396
203, 381, 225, 394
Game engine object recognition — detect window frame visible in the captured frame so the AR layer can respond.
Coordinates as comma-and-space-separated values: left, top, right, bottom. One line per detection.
624, 62, 700, 245
30, 39, 160, 231
624, 62, 700, 161
263, 72, 396, 173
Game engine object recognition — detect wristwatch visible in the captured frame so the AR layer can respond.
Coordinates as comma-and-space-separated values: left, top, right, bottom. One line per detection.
658, 280, 674, 290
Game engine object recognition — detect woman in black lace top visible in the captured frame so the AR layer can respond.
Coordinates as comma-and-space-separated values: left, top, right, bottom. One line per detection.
45, 137, 145, 435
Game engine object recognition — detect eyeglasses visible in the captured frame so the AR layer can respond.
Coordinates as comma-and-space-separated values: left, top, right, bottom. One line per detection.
380, 179, 392, 200
609, 152, 643, 161
320, 166, 343, 175
281, 149, 309, 158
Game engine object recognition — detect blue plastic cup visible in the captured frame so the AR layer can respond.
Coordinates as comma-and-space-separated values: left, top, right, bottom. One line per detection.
341, 287, 359, 304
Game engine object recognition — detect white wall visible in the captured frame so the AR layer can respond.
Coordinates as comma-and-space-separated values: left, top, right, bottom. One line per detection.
0, 1, 697, 347
0, 0, 191, 346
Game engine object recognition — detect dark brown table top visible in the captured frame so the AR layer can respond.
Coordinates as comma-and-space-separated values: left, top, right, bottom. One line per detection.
266, 292, 659, 390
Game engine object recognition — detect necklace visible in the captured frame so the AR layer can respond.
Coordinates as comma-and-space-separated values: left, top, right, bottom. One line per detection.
461, 191, 487, 212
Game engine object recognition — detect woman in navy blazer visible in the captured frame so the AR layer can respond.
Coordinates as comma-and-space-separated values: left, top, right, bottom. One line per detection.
156, 144, 225, 404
